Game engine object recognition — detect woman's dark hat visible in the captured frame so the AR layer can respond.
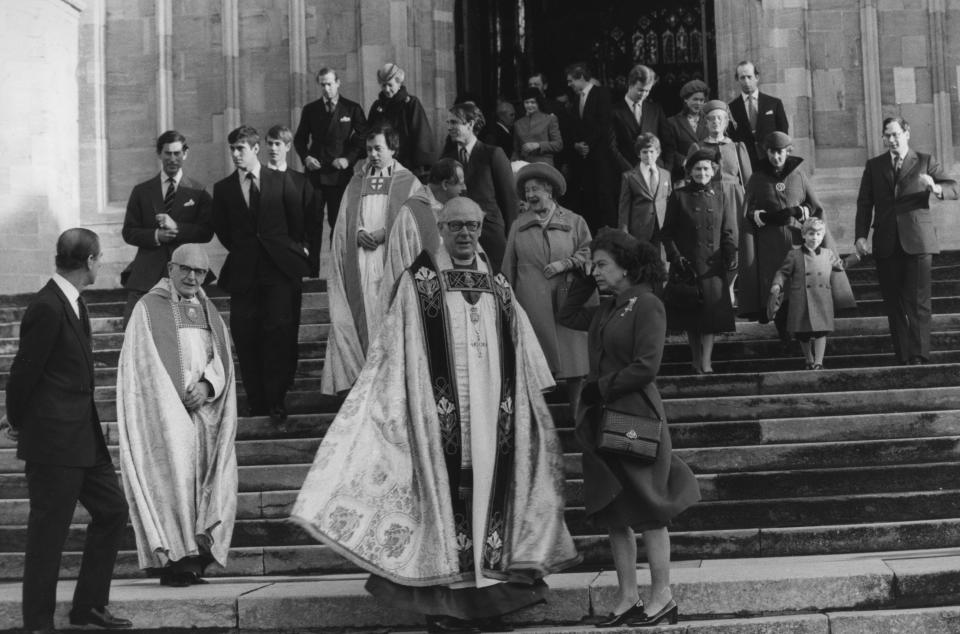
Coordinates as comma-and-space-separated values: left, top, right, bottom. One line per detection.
516, 162, 566, 198
680, 79, 709, 100
685, 148, 720, 171
764, 131, 793, 150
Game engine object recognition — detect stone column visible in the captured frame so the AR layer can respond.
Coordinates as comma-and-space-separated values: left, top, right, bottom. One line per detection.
0, 0, 83, 293
928, 0, 953, 168
78, 0, 108, 219
289, 0, 307, 170
859, 0, 883, 158
156, 0, 173, 133
221, 0, 241, 171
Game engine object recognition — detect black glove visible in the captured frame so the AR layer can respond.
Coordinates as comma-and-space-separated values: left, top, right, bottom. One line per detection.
580, 381, 602, 406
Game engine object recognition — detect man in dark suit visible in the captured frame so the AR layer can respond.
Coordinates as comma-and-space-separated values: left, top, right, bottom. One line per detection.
293, 67, 366, 238
480, 99, 515, 156
565, 62, 617, 232
727, 60, 789, 170
120, 130, 214, 325
610, 64, 674, 174
2, 228, 131, 633
442, 102, 519, 271
855, 116, 959, 365
266, 124, 321, 277
213, 125, 312, 424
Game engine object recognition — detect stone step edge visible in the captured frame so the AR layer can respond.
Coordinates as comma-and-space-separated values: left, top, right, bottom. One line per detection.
0, 550, 957, 630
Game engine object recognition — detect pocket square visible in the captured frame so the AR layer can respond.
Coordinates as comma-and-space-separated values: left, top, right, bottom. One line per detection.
184, 199, 196, 207
339, 116, 351, 122
764, 110, 774, 115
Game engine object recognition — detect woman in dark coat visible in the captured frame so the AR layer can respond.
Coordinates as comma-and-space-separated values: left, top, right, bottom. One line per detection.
665, 79, 709, 181
367, 63, 436, 172
661, 149, 741, 374
559, 230, 700, 628
739, 131, 826, 343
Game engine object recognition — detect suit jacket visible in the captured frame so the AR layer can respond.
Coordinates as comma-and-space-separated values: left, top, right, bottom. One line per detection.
665, 112, 708, 178
728, 92, 789, 168
293, 95, 367, 187
610, 98, 673, 172
121, 174, 213, 291
570, 85, 614, 160
212, 166, 312, 292
855, 149, 959, 257
442, 140, 519, 231
618, 165, 672, 241
6, 280, 106, 466
277, 167, 321, 277
481, 121, 514, 157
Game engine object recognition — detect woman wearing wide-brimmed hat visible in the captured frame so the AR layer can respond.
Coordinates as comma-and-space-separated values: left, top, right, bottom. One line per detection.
502, 163, 593, 405
661, 148, 741, 374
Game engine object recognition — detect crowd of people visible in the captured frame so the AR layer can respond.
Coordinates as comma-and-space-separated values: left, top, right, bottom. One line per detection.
2, 55, 958, 634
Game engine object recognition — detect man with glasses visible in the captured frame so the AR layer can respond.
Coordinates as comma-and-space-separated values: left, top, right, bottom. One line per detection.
855, 116, 958, 365
120, 130, 214, 326
293, 197, 579, 633
116, 243, 238, 587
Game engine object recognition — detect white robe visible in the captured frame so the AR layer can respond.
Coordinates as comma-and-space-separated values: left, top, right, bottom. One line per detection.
117, 280, 238, 569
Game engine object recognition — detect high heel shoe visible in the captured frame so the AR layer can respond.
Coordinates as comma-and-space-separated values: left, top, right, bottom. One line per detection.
634, 599, 678, 627
595, 598, 646, 628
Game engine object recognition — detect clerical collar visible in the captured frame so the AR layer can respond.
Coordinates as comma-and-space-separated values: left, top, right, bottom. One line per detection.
451, 256, 478, 269
368, 162, 394, 176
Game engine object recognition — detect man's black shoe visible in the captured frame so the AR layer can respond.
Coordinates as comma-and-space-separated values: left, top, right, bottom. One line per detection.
68, 607, 132, 629
269, 404, 288, 426
425, 615, 479, 633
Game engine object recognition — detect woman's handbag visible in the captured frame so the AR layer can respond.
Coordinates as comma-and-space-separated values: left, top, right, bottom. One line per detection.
662, 262, 701, 310
597, 392, 664, 463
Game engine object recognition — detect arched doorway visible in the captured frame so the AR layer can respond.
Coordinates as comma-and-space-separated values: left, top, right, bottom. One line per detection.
455, 0, 717, 115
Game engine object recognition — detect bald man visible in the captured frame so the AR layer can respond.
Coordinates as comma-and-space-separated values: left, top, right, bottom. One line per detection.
292, 197, 579, 632
117, 244, 238, 587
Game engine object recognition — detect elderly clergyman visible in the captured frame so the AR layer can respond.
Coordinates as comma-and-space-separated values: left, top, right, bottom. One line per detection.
292, 197, 580, 632
117, 243, 238, 587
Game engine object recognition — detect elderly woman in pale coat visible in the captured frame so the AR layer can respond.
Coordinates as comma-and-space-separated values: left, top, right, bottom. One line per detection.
502, 163, 593, 408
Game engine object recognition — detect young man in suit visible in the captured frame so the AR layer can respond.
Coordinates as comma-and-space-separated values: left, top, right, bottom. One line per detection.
120, 130, 214, 325
213, 125, 312, 424
727, 61, 789, 170
565, 62, 617, 232
266, 124, 321, 277
294, 67, 367, 238
855, 116, 959, 365
610, 65, 673, 175
2, 228, 131, 633
480, 99, 516, 156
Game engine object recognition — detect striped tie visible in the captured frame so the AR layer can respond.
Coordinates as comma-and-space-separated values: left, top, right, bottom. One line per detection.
164, 177, 176, 213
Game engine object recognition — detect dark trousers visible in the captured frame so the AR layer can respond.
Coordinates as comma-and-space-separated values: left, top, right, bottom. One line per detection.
876, 245, 932, 363
568, 155, 617, 234
23, 459, 128, 630
230, 279, 302, 414
314, 182, 348, 236
479, 220, 506, 274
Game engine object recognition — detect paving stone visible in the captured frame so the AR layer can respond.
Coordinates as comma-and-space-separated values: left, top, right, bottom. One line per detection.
884, 554, 960, 604
827, 604, 960, 633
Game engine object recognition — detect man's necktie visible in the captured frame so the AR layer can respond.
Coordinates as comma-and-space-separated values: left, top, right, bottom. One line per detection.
164, 177, 176, 214
326, 100, 334, 114
246, 173, 260, 215
647, 166, 658, 191
459, 146, 468, 167
579, 92, 586, 117
747, 95, 758, 130
77, 296, 91, 338
894, 153, 903, 179
633, 100, 642, 125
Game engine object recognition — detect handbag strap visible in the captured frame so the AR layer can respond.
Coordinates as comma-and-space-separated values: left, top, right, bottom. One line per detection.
603, 385, 663, 422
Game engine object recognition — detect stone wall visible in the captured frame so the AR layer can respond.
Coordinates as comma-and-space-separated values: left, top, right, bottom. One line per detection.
0, 0, 83, 294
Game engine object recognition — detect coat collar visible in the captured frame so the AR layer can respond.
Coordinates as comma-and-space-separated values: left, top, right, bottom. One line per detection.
759, 154, 804, 179
516, 205, 575, 231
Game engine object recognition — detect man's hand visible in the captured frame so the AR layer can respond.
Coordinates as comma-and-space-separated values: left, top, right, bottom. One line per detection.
574, 142, 590, 158
156, 213, 178, 230
752, 209, 766, 228
157, 228, 179, 243
357, 229, 380, 250
183, 380, 210, 411
0, 415, 17, 442
855, 237, 870, 257
919, 174, 943, 196
304, 156, 322, 171
522, 142, 540, 154
543, 261, 567, 278
332, 158, 349, 170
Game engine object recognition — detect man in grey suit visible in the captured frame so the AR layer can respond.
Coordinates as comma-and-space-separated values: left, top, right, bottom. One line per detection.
855, 116, 959, 364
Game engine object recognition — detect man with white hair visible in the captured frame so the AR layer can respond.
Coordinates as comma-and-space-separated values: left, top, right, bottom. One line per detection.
293, 197, 579, 632
117, 243, 238, 587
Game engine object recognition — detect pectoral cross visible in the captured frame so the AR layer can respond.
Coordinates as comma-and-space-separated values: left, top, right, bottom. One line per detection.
469, 305, 487, 357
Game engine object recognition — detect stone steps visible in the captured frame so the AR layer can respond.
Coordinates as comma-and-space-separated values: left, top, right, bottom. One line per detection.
0, 550, 958, 632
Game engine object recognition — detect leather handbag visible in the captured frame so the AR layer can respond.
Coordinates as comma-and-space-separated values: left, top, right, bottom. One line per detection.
597, 392, 663, 464
662, 262, 701, 310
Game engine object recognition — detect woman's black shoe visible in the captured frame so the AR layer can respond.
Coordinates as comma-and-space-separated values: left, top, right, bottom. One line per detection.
634, 599, 678, 627
595, 598, 646, 628
425, 615, 479, 633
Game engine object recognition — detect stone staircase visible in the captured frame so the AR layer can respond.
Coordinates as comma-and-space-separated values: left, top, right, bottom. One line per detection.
1, 254, 960, 631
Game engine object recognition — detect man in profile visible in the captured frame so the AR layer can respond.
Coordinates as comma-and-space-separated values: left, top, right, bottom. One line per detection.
120, 130, 213, 326
2, 228, 131, 632
293, 197, 579, 633
117, 244, 238, 588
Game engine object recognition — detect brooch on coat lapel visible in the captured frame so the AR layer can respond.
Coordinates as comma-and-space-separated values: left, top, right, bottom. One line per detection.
775, 182, 786, 192
619, 297, 638, 317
